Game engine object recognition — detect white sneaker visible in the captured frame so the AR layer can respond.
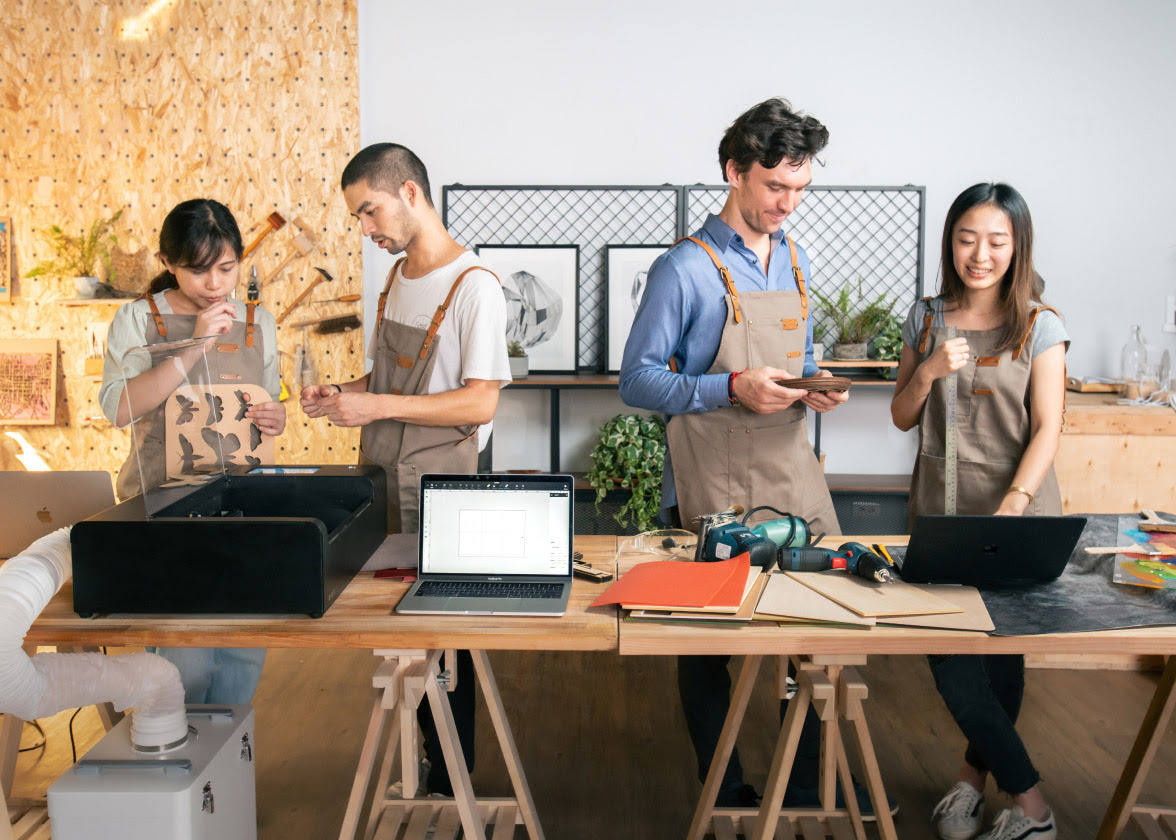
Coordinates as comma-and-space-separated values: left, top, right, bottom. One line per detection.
387, 758, 431, 799
977, 806, 1056, 840
932, 781, 985, 840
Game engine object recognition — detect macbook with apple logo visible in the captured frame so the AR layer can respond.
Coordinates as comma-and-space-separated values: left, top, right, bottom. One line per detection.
0, 471, 115, 559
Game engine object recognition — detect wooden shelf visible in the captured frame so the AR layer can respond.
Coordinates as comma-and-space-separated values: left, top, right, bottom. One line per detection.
818, 359, 897, 368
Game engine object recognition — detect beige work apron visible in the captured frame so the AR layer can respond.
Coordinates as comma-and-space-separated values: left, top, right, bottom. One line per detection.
116, 294, 263, 500
665, 237, 839, 533
909, 298, 1062, 524
359, 259, 492, 534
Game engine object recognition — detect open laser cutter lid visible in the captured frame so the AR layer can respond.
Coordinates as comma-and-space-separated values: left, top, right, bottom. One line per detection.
119, 336, 275, 516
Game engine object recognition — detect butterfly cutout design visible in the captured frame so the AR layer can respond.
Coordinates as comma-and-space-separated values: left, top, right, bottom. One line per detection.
205, 392, 224, 425
201, 426, 241, 462
234, 389, 250, 421
178, 434, 204, 473
175, 394, 196, 425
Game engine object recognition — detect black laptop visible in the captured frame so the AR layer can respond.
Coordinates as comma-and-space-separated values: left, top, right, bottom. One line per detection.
893, 514, 1088, 587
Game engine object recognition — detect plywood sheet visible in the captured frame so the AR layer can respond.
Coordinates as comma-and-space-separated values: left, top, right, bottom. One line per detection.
164, 383, 275, 478
786, 570, 963, 618
755, 572, 876, 627
876, 585, 994, 632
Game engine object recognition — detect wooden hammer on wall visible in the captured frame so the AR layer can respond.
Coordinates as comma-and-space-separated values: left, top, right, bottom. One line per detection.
277, 267, 334, 325
242, 211, 286, 259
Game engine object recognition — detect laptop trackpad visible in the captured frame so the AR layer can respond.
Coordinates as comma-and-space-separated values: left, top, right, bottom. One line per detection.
447, 597, 526, 613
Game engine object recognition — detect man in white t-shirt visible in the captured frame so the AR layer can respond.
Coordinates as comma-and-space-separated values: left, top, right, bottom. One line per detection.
301, 142, 510, 798
301, 142, 510, 533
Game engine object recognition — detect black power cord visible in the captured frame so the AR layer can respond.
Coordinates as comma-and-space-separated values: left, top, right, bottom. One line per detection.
17, 719, 46, 753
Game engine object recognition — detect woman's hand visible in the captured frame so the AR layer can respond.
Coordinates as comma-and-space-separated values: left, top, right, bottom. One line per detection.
245, 395, 286, 437
193, 301, 237, 346
918, 336, 971, 382
994, 491, 1031, 517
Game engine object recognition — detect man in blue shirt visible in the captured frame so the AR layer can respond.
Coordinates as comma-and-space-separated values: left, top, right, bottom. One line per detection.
620, 99, 878, 815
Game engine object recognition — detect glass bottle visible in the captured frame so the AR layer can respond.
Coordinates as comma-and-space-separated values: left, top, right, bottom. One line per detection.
1120, 324, 1147, 395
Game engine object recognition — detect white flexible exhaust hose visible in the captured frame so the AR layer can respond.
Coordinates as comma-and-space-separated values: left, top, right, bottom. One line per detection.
0, 528, 188, 750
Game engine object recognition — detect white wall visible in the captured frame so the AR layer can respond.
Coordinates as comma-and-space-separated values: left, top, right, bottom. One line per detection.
358, 0, 1176, 474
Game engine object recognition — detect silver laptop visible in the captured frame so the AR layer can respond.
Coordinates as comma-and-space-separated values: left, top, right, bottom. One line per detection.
395, 473, 574, 616
0, 471, 116, 559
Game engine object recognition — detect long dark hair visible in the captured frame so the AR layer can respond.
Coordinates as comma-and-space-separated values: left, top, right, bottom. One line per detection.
147, 199, 244, 295
939, 183, 1044, 353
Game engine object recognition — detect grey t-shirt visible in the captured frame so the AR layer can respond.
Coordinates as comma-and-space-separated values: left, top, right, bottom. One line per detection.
900, 297, 1069, 358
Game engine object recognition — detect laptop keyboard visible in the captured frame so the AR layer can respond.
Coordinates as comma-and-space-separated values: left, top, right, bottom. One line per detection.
416, 581, 564, 600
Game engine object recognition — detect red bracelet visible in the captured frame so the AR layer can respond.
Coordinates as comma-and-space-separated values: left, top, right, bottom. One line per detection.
728, 370, 744, 406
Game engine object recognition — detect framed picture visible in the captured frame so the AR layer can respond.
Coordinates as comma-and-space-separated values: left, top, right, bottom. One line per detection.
0, 217, 12, 303
604, 244, 670, 373
0, 338, 58, 425
475, 244, 579, 375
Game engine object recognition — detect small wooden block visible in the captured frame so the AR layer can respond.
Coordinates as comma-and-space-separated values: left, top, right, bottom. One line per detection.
798, 815, 827, 840
491, 804, 519, 840
828, 815, 858, 840
372, 804, 406, 840
713, 814, 739, 840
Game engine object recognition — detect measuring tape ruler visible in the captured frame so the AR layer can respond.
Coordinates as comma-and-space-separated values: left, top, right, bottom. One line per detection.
944, 325, 958, 515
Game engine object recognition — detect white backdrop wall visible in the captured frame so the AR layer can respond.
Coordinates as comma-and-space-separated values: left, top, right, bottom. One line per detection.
357, 0, 1176, 475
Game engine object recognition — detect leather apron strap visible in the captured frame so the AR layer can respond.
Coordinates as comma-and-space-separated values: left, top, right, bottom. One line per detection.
138, 293, 167, 338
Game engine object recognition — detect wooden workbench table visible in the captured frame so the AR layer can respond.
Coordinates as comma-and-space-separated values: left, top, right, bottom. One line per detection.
24, 535, 620, 651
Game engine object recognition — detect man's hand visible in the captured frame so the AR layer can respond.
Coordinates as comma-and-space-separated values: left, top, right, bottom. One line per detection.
732, 366, 807, 414
317, 391, 386, 427
300, 384, 337, 419
801, 369, 850, 413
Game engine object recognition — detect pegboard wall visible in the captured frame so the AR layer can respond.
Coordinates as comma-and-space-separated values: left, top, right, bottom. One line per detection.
0, 0, 362, 477
444, 184, 924, 370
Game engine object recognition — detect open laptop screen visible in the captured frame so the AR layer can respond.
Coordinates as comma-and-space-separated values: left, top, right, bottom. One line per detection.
419, 475, 573, 577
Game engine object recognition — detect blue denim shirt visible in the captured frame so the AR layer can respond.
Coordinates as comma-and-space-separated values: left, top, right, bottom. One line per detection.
618, 213, 818, 518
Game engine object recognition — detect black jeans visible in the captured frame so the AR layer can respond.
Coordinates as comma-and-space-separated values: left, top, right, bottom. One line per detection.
927, 653, 1040, 796
418, 649, 476, 796
678, 654, 823, 793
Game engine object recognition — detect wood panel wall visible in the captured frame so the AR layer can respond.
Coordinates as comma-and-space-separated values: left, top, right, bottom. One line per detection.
0, 0, 362, 478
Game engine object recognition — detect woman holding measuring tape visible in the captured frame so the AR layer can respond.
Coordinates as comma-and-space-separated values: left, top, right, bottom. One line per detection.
891, 183, 1068, 840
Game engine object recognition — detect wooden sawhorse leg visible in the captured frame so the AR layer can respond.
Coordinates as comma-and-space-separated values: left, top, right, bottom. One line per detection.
339, 649, 544, 840
687, 654, 896, 840
1097, 656, 1176, 839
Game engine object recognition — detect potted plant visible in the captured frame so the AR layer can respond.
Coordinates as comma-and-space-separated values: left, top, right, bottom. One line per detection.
507, 339, 529, 379
585, 413, 666, 533
811, 277, 893, 360
25, 210, 123, 297
870, 313, 904, 379
812, 322, 827, 362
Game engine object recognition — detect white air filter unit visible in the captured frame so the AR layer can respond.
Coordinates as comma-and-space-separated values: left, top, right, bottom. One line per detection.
48, 704, 256, 840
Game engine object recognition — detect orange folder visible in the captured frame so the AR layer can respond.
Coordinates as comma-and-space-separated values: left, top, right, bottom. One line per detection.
590, 554, 751, 610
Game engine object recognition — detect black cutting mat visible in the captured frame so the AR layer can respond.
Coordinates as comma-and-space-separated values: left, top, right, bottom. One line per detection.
887, 513, 1176, 636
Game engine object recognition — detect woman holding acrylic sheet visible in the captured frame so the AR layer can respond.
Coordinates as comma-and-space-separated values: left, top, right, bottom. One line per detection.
890, 183, 1068, 840
99, 198, 285, 704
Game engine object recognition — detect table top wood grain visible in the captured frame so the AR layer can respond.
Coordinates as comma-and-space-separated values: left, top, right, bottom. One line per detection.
26, 535, 621, 651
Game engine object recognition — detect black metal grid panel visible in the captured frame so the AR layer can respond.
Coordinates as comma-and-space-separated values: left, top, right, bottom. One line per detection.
443, 186, 680, 370
686, 185, 925, 336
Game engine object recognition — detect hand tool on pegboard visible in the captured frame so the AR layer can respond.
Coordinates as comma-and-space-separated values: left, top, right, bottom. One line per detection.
276, 267, 334, 325
315, 293, 362, 304
262, 228, 317, 287
290, 313, 362, 334
242, 212, 286, 259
